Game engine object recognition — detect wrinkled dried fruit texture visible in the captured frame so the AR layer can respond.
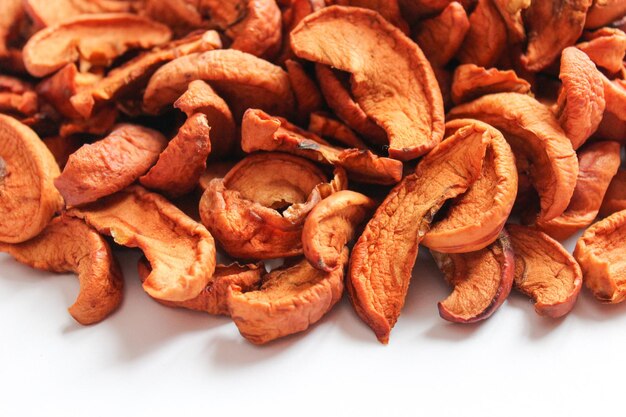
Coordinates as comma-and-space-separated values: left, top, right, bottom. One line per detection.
555, 47, 606, 150
585, 0, 626, 28
537, 141, 621, 240
285, 59, 323, 118
140, 261, 263, 316
241, 108, 403, 185
0, 75, 38, 116
36, 63, 97, 119
140, 114, 211, 198
308, 112, 368, 149
491, 0, 530, 43
457, 0, 507, 67
24, 0, 133, 28
423, 119, 517, 253
431, 231, 514, 323
173, 79, 235, 159
0, 216, 122, 324
275, 0, 324, 63
43, 135, 82, 169
578, 28, 626, 74
326, 0, 409, 33
399, 0, 450, 23
521, 0, 592, 72
198, 161, 237, 192
55, 124, 167, 206
70, 31, 222, 119
451, 64, 531, 104
448, 92, 578, 223
58, 105, 118, 138
143, 0, 204, 35
201, 0, 282, 59
601, 170, 626, 217
602, 77, 626, 124
291, 6, 445, 160
228, 253, 347, 344
303, 190, 375, 272
22, 13, 172, 78
413, 2, 470, 67
508, 224, 582, 317
315, 64, 387, 146
199, 153, 334, 259
0, 115, 62, 243
143, 49, 294, 119
348, 124, 489, 343
0, 0, 23, 58
69, 186, 216, 302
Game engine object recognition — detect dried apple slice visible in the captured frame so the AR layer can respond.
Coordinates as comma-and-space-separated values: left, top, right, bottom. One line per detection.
285, 59, 323, 118
325, 0, 409, 33
448, 92, 579, 223
521, 0, 592, 71
0, 216, 123, 324
68, 186, 216, 302
198, 161, 237, 192
302, 190, 375, 272
457, 0, 507, 67
575, 210, 626, 303
24, 0, 133, 28
348, 123, 490, 343
54, 124, 167, 206
241, 108, 403, 185
0, 115, 63, 243
554, 47, 605, 150
423, 119, 517, 253
431, 231, 514, 323
22, 13, 172, 77
585, 0, 626, 28
291, 5, 444, 160
0, 75, 38, 116
508, 224, 582, 317
536, 141, 621, 241
600, 170, 626, 217
451, 64, 531, 105
228, 253, 347, 344
577, 28, 626, 74
143, 49, 294, 118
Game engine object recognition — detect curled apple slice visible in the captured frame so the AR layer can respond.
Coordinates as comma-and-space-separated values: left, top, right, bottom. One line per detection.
451, 64, 531, 105
600, 170, 626, 217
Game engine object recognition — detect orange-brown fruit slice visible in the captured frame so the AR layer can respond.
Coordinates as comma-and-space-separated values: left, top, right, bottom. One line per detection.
308, 112, 368, 150
457, 0, 507, 67
585, 0, 626, 28
451, 64, 531, 105
508, 224, 582, 317
600, 170, 626, 217
24, 0, 133, 28
577, 28, 626, 74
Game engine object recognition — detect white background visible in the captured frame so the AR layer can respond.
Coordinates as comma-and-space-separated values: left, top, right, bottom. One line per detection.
1, 233, 623, 416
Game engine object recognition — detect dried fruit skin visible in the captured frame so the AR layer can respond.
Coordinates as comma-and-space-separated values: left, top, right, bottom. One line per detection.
291, 5, 445, 160
54, 124, 167, 206
448, 92, 579, 223
537, 141, 621, 241
285, 59, 324, 118
508, 224, 582, 317
577, 28, 626, 74
140, 114, 211, 198
302, 190, 375, 272
457, 0, 507, 67
37, 63, 92, 119
0, 75, 38, 116
521, 0, 592, 72
69, 186, 216, 302
431, 231, 514, 323
585, 0, 626, 28
451, 64, 531, 104
348, 124, 489, 343
423, 119, 518, 253
326, 0, 409, 33
22, 13, 172, 77
554, 47, 605, 150
308, 112, 368, 149
414, 2, 470, 67
0, 216, 122, 324
143, 49, 295, 119
24, 0, 133, 28
600, 170, 626, 217
0, 115, 63, 243
228, 253, 347, 344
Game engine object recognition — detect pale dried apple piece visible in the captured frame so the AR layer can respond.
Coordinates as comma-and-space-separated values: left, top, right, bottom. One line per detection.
302, 190, 375, 272
285, 59, 324, 118
451, 64, 531, 105
448, 92, 579, 223
457, 0, 507, 67
585, 0, 626, 28
24, 0, 133, 28
431, 231, 514, 323
423, 119, 517, 253
308, 112, 368, 149
54, 124, 167, 206
0, 216, 122, 324
0, 115, 63, 243
508, 224, 582, 317
600, 170, 626, 217
537, 141, 621, 240
143, 49, 294, 119
139, 260, 263, 316
241, 108, 402, 185
22, 13, 172, 77
577, 28, 626, 74
291, 5, 445, 160
69, 185, 216, 302
348, 123, 489, 343
228, 253, 347, 344
521, 0, 592, 72
554, 47, 606, 150
413, 2, 470, 67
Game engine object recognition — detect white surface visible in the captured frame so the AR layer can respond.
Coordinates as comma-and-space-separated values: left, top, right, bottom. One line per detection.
0, 234, 623, 416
